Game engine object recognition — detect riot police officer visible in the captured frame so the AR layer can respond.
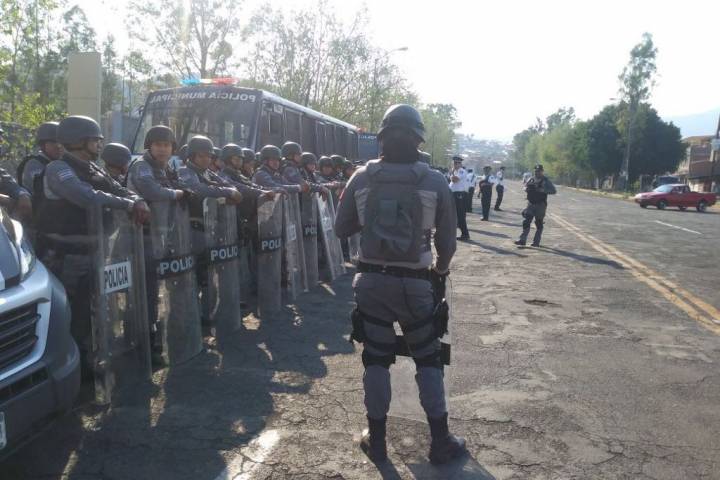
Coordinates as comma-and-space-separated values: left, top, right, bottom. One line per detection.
240, 148, 258, 179
36, 115, 149, 372
18, 121, 63, 197
515, 163, 556, 247
252, 145, 304, 193
316, 156, 343, 191
335, 104, 466, 464
330, 154, 345, 180
178, 136, 243, 202
219, 143, 277, 200
101, 143, 132, 184
476, 165, 496, 221
0, 125, 33, 221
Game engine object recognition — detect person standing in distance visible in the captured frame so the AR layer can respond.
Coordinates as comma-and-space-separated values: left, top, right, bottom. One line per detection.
335, 104, 466, 465
494, 166, 505, 211
449, 156, 469, 240
476, 165, 496, 221
515, 163, 556, 247
465, 168, 475, 213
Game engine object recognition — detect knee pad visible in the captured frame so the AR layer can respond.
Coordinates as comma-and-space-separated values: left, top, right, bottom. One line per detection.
362, 349, 396, 369
413, 350, 444, 370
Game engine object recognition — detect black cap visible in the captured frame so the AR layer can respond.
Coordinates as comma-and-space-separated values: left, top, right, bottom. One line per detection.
534, 164, 544, 171
452, 155, 463, 162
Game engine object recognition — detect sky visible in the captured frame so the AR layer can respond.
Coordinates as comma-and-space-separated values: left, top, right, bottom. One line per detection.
80, 0, 720, 141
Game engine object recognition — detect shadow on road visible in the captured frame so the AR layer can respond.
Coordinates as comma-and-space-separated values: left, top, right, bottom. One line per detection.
535, 246, 625, 269
467, 228, 511, 239
461, 238, 528, 258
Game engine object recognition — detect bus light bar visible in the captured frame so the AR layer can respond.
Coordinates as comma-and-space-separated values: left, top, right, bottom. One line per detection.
181, 77, 238, 86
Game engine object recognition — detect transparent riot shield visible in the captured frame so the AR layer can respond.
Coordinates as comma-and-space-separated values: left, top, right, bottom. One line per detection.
256, 195, 283, 318
347, 233, 361, 265
203, 198, 242, 337
388, 280, 453, 421
238, 218, 255, 305
282, 194, 303, 301
88, 205, 151, 405
149, 201, 202, 365
289, 192, 308, 293
317, 195, 345, 281
300, 192, 319, 287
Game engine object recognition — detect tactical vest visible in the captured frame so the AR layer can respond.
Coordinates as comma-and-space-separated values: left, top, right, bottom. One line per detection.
526, 178, 548, 204
17, 153, 49, 189
129, 152, 181, 191
361, 162, 426, 263
36, 155, 118, 254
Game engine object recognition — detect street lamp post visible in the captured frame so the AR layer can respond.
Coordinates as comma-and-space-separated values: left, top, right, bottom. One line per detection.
369, 47, 408, 132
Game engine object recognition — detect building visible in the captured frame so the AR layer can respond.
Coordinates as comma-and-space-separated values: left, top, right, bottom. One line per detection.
677, 135, 719, 192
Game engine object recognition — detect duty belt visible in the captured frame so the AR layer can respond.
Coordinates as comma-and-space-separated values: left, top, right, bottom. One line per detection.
357, 261, 430, 280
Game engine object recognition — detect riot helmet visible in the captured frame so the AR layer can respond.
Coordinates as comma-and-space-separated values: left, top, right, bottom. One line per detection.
241, 148, 256, 163
221, 144, 244, 163
187, 136, 214, 157
259, 145, 282, 163
212, 147, 221, 159
318, 156, 333, 169
36, 122, 59, 144
301, 152, 318, 166
102, 143, 132, 168
178, 144, 189, 162
57, 115, 104, 146
330, 155, 345, 169
377, 104, 425, 142
281, 141, 302, 159
143, 125, 177, 150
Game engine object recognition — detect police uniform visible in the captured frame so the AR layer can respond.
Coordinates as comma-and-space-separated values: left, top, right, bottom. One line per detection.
253, 163, 302, 193
476, 168, 496, 221
494, 168, 505, 211
0, 167, 30, 203
335, 104, 466, 464
516, 164, 556, 247
449, 159, 469, 240
20, 153, 52, 197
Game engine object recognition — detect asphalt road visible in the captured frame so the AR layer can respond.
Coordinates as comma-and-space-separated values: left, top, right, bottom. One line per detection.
2, 180, 719, 479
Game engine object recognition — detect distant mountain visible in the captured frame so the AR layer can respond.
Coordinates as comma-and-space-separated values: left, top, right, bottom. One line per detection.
664, 108, 720, 138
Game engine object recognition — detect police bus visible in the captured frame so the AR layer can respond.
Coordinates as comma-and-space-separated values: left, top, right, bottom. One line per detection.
130, 82, 361, 162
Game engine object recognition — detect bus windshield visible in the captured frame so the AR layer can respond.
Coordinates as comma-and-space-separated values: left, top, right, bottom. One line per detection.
132, 87, 261, 154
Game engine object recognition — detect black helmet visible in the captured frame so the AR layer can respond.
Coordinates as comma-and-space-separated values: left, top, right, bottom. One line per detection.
241, 148, 256, 163
102, 143, 131, 168
377, 104, 425, 142
143, 125, 177, 150
36, 122, 59, 144
534, 163, 544, 171
419, 151, 431, 164
330, 155, 345, 168
259, 145, 281, 162
57, 115, 104, 145
220, 143, 243, 162
178, 144, 189, 162
212, 147, 221, 159
301, 152, 317, 166
281, 141, 302, 158
318, 156, 333, 169
342, 159, 354, 169
187, 135, 214, 157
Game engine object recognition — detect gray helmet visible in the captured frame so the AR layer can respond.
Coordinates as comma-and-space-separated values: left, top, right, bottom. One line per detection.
330, 155, 345, 168
178, 144, 189, 162
241, 148, 256, 163
57, 115, 104, 145
318, 156, 333, 169
220, 143, 243, 162
377, 104, 425, 142
281, 141, 302, 158
259, 145, 281, 162
301, 152, 317, 166
212, 147, 221, 159
144, 125, 177, 150
187, 135, 214, 157
36, 122, 59, 144
102, 143, 131, 168
419, 151, 431, 164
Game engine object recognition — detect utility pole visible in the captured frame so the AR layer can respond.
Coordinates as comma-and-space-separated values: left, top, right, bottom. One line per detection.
620, 98, 637, 191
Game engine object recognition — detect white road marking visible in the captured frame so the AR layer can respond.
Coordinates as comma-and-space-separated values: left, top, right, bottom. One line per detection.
653, 220, 702, 235
213, 429, 281, 480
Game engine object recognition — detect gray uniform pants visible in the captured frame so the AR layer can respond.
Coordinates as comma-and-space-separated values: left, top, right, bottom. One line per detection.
353, 272, 446, 420
519, 202, 547, 245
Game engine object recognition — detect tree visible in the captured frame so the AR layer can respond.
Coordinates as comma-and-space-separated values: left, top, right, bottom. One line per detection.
127, 0, 242, 79
421, 103, 461, 165
586, 105, 623, 180
618, 32, 657, 187
628, 104, 684, 179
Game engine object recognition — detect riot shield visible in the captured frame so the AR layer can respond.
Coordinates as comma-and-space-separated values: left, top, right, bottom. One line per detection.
282, 193, 305, 301
300, 192, 319, 287
203, 198, 242, 337
238, 218, 255, 305
149, 201, 202, 365
316, 195, 345, 281
88, 205, 151, 405
289, 192, 308, 293
388, 280, 453, 422
347, 233, 361, 265
256, 195, 283, 317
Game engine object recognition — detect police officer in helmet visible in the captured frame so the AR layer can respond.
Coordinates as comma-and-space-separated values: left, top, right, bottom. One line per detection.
36, 115, 150, 372
18, 121, 63, 197
252, 145, 301, 193
101, 143, 132, 184
335, 104, 466, 464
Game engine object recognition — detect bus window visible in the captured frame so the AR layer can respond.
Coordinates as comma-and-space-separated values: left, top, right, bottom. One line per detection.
302, 116, 316, 153
316, 122, 326, 155
324, 124, 335, 155
285, 110, 301, 144
259, 111, 270, 147
347, 131, 358, 160
268, 109, 283, 146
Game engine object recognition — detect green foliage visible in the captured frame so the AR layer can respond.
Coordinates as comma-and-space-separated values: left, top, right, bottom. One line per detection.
619, 33, 657, 106
421, 104, 461, 166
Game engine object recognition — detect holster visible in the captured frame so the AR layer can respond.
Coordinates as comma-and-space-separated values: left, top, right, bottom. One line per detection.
349, 307, 367, 344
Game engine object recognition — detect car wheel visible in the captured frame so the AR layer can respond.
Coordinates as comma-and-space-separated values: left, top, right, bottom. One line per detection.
657, 200, 667, 210
697, 200, 707, 212
679, 206, 687, 211
640, 204, 648, 208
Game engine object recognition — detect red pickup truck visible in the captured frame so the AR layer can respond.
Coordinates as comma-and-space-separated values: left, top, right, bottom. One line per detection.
634, 184, 716, 212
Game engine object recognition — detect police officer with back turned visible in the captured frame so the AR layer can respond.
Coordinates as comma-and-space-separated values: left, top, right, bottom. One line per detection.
335, 104, 466, 464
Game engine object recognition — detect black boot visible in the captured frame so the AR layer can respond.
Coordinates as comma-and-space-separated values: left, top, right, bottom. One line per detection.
428, 413, 466, 464
360, 415, 387, 462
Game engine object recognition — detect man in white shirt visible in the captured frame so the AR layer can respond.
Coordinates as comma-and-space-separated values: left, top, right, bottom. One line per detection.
449, 156, 469, 240
465, 168, 476, 213
476, 165, 496, 221
495, 166, 505, 211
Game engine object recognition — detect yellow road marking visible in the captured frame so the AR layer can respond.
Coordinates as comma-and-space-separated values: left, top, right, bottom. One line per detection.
550, 214, 720, 335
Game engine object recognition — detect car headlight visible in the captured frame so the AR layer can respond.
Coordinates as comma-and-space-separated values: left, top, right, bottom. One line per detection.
9, 219, 36, 281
